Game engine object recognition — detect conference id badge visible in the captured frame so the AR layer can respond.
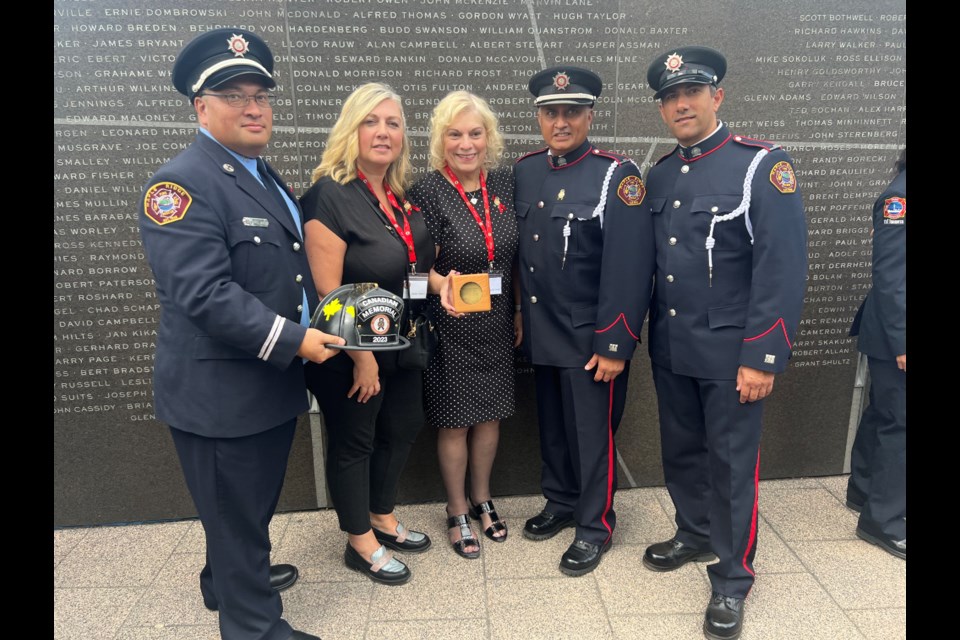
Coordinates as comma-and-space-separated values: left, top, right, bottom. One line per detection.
488, 270, 504, 295
404, 273, 429, 299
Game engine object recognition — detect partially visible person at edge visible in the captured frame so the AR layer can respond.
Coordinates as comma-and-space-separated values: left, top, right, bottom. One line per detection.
513, 66, 657, 577
138, 28, 342, 640
846, 147, 906, 560
406, 91, 520, 560
641, 46, 808, 640
300, 82, 436, 586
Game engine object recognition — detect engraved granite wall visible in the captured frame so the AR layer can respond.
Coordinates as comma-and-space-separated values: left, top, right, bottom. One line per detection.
54, 0, 906, 526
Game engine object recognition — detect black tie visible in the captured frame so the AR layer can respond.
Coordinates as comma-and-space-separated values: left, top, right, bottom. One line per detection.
257, 158, 290, 212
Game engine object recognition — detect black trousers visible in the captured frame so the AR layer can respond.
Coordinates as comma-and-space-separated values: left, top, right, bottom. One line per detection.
651, 364, 764, 599
533, 363, 629, 545
848, 356, 906, 539
170, 421, 295, 640
306, 362, 424, 534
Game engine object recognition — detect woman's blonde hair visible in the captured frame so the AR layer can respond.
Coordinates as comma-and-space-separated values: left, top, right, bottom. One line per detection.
428, 91, 504, 172
310, 82, 412, 197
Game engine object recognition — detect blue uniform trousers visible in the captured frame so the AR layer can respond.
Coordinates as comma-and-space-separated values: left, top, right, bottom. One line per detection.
534, 362, 629, 545
848, 356, 906, 540
651, 364, 763, 599
170, 421, 296, 640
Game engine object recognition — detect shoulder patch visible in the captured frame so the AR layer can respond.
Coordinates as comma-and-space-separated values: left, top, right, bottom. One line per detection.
769, 161, 797, 194
515, 147, 549, 164
617, 175, 646, 206
732, 134, 780, 151
591, 148, 625, 165
883, 196, 906, 224
144, 182, 192, 225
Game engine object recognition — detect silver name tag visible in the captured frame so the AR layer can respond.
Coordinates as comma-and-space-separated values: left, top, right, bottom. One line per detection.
242, 217, 269, 227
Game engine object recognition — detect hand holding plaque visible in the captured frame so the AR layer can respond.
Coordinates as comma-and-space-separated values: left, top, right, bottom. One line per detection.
451, 272, 491, 313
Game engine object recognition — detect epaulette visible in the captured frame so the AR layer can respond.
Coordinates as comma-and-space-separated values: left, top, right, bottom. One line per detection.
731, 135, 781, 151
590, 148, 626, 165
515, 147, 549, 164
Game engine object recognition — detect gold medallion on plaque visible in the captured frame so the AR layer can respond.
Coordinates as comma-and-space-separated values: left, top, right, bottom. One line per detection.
452, 273, 491, 313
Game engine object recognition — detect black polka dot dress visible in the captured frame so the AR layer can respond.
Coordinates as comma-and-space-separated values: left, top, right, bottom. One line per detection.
407, 167, 519, 429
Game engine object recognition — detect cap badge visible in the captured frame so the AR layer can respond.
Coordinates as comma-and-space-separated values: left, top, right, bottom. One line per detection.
552, 71, 571, 91
664, 53, 684, 73
227, 33, 250, 57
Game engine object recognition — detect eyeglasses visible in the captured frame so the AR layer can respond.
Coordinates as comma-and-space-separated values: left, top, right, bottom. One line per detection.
199, 92, 275, 108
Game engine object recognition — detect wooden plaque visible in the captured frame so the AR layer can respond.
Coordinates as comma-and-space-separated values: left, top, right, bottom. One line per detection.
452, 273, 491, 313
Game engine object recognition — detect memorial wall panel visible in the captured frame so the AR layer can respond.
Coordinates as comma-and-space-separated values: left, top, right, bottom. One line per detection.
54, 0, 906, 525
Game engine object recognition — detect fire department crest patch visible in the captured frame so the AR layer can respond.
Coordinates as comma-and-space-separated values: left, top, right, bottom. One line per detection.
617, 175, 646, 206
769, 161, 797, 194
883, 197, 905, 223
144, 182, 192, 225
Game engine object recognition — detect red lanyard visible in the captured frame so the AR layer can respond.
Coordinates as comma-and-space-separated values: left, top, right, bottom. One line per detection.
356, 169, 417, 266
443, 165, 495, 266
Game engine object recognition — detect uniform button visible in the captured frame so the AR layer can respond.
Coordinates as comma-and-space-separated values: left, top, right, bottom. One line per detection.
673, 200, 681, 208
734, 136, 742, 142
253, 236, 262, 244
668, 237, 677, 246
530, 296, 538, 304
292, 242, 301, 251
537, 201, 544, 208
529, 266, 535, 272
711, 206, 719, 213
680, 165, 690, 174
669, 309, 677, 317
533, 234, 540, 241
567, 212, 574, 220
297, 304, 303, 313
295, 274, 303, 283
666, 274, 674, 282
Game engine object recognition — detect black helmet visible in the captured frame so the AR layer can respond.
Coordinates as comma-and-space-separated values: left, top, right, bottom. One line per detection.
311, 283, 410, 351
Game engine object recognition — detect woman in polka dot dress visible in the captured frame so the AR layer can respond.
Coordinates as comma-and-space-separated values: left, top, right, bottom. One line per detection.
408, 91, 520, 559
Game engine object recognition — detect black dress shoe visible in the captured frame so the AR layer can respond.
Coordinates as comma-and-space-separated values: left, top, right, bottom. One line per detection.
523, 509, 574, 541
203, 564, 300, 611
856, 527, 906, 559
558, 538, 611, 577
703, 592, 744, 640
643, 538, 717, 572
289, 630, 321, 640
373, 522, 432, 553
271, 563, 299, 591
344, 543, 411, 585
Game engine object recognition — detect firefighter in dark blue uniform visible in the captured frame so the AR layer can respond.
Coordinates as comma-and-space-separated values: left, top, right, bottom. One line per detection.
846, 149, 906, 560
138, 29, 342, 640
640, 47, 808, 640
515, 66, 656, 577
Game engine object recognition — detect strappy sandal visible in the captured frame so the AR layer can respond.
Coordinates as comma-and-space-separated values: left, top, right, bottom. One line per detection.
446, 513, 481, 559
469, 499, 508, 543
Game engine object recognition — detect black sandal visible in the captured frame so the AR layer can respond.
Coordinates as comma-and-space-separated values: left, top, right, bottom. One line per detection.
469, 499, 508, 543
446, 513, 481, 559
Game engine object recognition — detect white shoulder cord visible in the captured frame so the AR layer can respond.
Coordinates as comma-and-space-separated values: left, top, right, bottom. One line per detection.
561, 158, 641, 270
705, 148, 768, 287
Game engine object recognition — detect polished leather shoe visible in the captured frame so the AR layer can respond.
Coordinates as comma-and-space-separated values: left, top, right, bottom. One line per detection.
559, 538, 611, 577
289, 630, 321, 640
703, 592, 744, 640
373, 522, 432, 554
856, 527, 906, 559
643, 538, 717, 572
523, 509, 574, 541
344, 543, 411, 585
203, 564, 300, 610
